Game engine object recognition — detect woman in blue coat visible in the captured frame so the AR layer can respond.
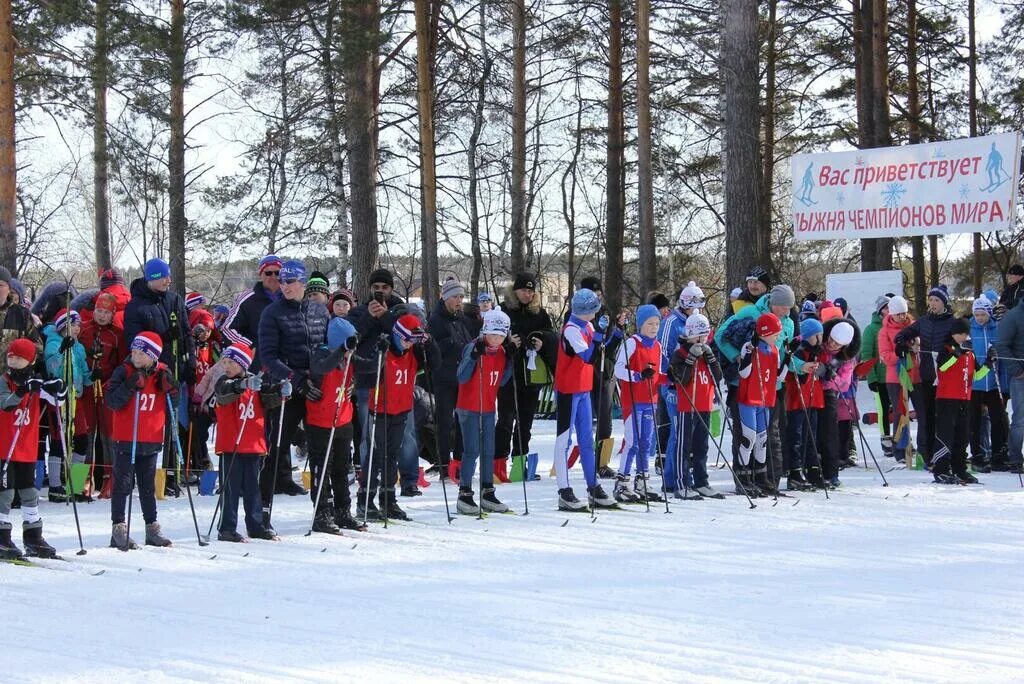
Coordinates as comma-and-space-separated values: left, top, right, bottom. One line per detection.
969, 298, 1008, 471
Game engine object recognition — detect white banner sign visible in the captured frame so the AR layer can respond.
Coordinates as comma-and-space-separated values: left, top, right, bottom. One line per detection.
791, 132, 1022, 241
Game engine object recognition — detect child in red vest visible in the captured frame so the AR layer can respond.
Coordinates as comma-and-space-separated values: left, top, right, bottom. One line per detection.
933, 317, 988, 484
0, 339, 64, 559
669, 312, 725, 500
784, 318, 826, 491
188, 308, 217, 474
213, 342, 277, 541
454, 310, 514, 515
553, 288, 622, 511
613, 304, 665, 503
736, 313, 788, 496
79, 293, 124, 498
306, 318, 365, 533
104, 331, 177, 550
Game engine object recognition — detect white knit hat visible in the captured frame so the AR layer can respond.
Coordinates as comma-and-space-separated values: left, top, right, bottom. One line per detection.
887, 295, 909, 315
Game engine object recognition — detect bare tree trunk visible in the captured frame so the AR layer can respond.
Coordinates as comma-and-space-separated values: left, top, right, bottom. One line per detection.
636, 0, 655, 295
0, 0, 15, 274
906, 0, 926, 313
605, 0, 625, 312
721, 0, 764, 290
167, 0, 187, 295
509, 0, 526, 275
870, 0, 892, 269
468, 2, 491, 299
266, 50, 291, 254
968, 0, 981, 294
761, 0, 777, 277
415, 0, 439, 305
561, 57, 584, 289
320, 0, 350, 283
92, 0, 112, 272
343, 0, 380, 298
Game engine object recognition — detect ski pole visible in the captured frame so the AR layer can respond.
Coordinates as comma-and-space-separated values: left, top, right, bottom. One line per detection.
1, 422, 23, 491
306, 357, 351, 536
622, 335, 651, 512
52, 393, 87, 555
206, 382, 257, 539
845, 396, 889, 486
509, 352, 529, 515
644, 374, 671, 514
362, 341, 385, 526
266, 387, 288, 521
422, 347, 454, 523
124, 391, 141, 550
166, 393, 208, 546
688, 381, 757, 510
753, 352, 779, 505
477, 354, 485, 519
792, 372, 829, 500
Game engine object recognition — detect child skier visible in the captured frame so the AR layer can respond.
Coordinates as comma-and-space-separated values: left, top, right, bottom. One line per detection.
188, 308, 217, 473
668, 312, 725, 499
613, 304, 665, 503
933, 317, 988, 484
454, 309, 514, 515
818, 319, 859, 488
553, 288, 620, 511
104, 331, 177, 550
213, 342, 277, 541
43, 308, 93, 501
969, 297, 1007, 472
78, 293, 124, 498
784, 318, 826, 490
735, 313, 788, 496
0, 339, 64, 559
306, 317, 366, 533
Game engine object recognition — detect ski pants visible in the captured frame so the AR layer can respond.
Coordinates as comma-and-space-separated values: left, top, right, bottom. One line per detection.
495, 380, 540, 459
1009, 376, 1024, 466
786, 408, 819, 472
362, 411, 408, 494
553, 391, 597, 489
933, 398, 969, 474
187, 411, 213, 471
399, 410, 419, 488
669, 410, 710, 490
817, 391, 840, 480
659, 385, 679, 472
769, 390, 785, 485
737, 403, 768, 470
616, 402, 655, 478
591, 374, 614, 442
218, 453, 263, 535
260, 396, 305, 506
457, 410, 496, 488
0, 462, 41, 531
307, 423, 353, 513
433, 383, 463, 466
970, 389, 1007, 461
110, 445, 159, 525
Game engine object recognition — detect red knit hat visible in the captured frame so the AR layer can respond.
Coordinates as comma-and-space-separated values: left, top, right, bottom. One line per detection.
394, 314, 425, 342
53, 308, 81, 333
189, 308, 214, 332
7, 338, 36, 363
94, 292, 118, 312
223, 343, 254, 370
131, 331, 163, 361
756, 313, 782, 338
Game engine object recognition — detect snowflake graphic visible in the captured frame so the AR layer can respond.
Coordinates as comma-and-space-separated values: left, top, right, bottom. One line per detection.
881, 182, 906, 208
836, 191, 846, 207
855, 156, 865, 167
932, 147, 945, 159
959, 183, 970, 200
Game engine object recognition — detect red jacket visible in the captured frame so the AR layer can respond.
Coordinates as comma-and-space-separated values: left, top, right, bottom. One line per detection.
785, 344, 825, 411
109, 363, 168, 444
215, 388, 267, 454
372, 349, 418, 415
555, 319, 596, 395
936, 345, 976, 402
307, 366, 354, 428
0, 377, 41, 463
738, 342, 782, 407
457, 347, 507, 412
617, 335, 663, 410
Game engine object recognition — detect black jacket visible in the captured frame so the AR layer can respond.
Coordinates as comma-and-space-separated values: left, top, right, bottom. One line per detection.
999, 280, 1024, 309
427, 299, 475, 386
347, 293, 407, 389
257, 296, 330, 389
501, 286, 557, 382
894, 309, 956, 384
122, 278, 195, 381
223, 282, 278, 368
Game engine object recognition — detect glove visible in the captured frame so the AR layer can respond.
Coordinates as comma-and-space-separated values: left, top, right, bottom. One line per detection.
59, 336, 75, 353
157, 368, 176, 394
787, 338, 801, 354
90, 367, 103, 381
640, 366, 655, 380
376, 335, 390, 352
689, 343, 705, 357
344, 335, 358, 351
596, 315, 609, 332
951, 345, 964, 358
281, 378, 293, 399
245, 374, 263, 392
42, 378, 66, 400
305, 378, 323, 402
781, 351, 792, 368
471, 339, 487, 359
868, 381, 881, 393
703, 345, 717, 362
740, 341, 754, 358
502, 339, 517, 357
813, 363, 828, 379
127, 368, 146, 390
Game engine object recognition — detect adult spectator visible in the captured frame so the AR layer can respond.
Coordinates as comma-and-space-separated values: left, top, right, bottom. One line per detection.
995, 295, 1024, 474
258, 260, 329, 523
0, 266, 42, 358
428, 277, 475, 483
725, 265, 771, 318
223, 254, 283, 368
894, 285, 955, 468
999, 264, 1024, 310
861, 295, 891, 457
495, 272, 556, 466
648, 292, 671, 319
123, 258, 195, 384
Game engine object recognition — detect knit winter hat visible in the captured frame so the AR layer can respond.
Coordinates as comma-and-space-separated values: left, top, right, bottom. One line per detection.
223, 343, 254, 370
394, 314, 426, 343
512, 272, 536, 291
6, 338, 35, 363
441, 277, 465, 301
131, 331, 163, 361
477, 292, 493, 304
834, 297, 849, 315
185, 291, 205, 313
888, 295, 909, 315
684, 313, 711, 338
481, 310, 511, 337
951, 317, 971, 336
1009, 264, 1024, 277
678, 281, 705, 310
580, 276, 602, 293
189, 309, 214, 333
258, 254, 282, 274
99, 268, 123, 289
571, 288, 601, 316
928, 285, 949, 306
144, 258, 170, 282
369, 268, 395, 288
306, 271, 330, 297
830, 321, 855, 346
768, 284, 796, 308
746, 266, 771, 288
756, 313, 782, 337
648, 292, 671, 310
331, 289, 356, 307
800, 301, 818, 318
94, 292, 118, 312
0, 266, 13, 286
983, 288, 999, 304
327, 317, 357, 351
875, 295, 891, 314
53, 308, 80, 333
636, 304, 661, 330
973, 297, 993, 313
280, 260, 307, 283
799, 318, 824, 340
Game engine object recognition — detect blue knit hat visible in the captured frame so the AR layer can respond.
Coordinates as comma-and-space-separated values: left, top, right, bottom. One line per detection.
800, 318, 824, 341
635, 304, 660, 330
280, 260, 307, 283
144, 258, 170, 282
327, 317, 357, 351
571, 288, 601, 316
928, 285, 949, 307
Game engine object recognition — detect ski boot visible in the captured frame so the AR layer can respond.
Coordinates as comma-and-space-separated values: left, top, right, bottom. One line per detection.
110, 523, 139, 551
557, 487, 587, 512
880, 436, 894, 460
695, 485, 725, 500
804, 466, 827, 490
0, 527, 24, 559
634, 473, 664, 502
379, 491, 409, 521
261, 507, 278, 537
276, 478, 306, 496
734, 467, 758, 497
954, 470, 979, 485
597, 465, 616, 480
145, 522, 172, 547
613, 474, 641, 503
22, 525, 57, 558
312, 507, 343, 535
481, 487, 509, 513
786, 469, 813, 491
217, 529, 246, 543
456, 487, 479, 516
47, 485, 68, 503
400, 484, 422, 497
356, 494, 382, 521
247, 526, 280, 541
673, 487, 703, 500
588, 484, 617, 509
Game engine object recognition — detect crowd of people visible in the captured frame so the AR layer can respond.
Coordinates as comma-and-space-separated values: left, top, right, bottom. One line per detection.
1, 256, 1022, 560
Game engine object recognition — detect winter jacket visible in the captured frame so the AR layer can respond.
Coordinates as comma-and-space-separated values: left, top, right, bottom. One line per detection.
969, 316, 1007, 392
32, 281, 77, 326
877, 313, 920, 386
860, 310, 886, 386
427, 299, 475, 387
223, 281, 280, 368
500, 284, 557, 384
0, 297, 42, 363
565, 303, 624, 383
74, 284, 131, 330
821, 317, 860, 395
996, 298, 1024, 380
122, 277, 196, 382
999, 280, 1024, 310
894, 308, 957, 385
257, 296, 329, 389
657, 308, 689, 374
79, 319, 125, 383
714, 293, 795, 388
104, 361, 174, 449
348, 292, 407, 390
42, 325, 92, 397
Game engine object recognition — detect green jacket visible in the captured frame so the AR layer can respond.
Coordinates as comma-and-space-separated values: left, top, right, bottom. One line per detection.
860, 310, 886, 385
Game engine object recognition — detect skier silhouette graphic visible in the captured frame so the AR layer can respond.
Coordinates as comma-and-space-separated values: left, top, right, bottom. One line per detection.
981, 142, 1009, 192
797, 163, 816, 206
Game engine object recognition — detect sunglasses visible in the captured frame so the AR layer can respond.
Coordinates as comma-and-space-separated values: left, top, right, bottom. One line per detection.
282, 278, 303, 285
263, 270, 280, 277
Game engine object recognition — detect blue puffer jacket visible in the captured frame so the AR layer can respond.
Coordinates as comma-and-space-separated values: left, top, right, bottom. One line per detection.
970, 316, 1007, 392
43, 324, 92, 397
257, 296, 330, 388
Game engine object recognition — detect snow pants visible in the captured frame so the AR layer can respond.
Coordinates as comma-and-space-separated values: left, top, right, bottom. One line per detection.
218, 453, 264, 535
553, 391, 597, 489
307, 423, 354, 513
110, 445, 159, 525
786, 408, 819, 472
362, 411, 408, 495
737, 403, 768, 476
617, 402, 655, 477
0, 462, 41, 531
933, 398, 969, 475
670, 410, 710, 491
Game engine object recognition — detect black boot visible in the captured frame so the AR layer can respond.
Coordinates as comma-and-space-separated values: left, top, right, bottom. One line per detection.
334, 507, 368, 531
786, 469, 812, 491
804, 466, 827, 490
356, 492, 382, 521
312, 506, 343, 535
22, 525, 57, 559
379, 490, 409, 521
0, 527, 24, 559
734, 467, 758, 497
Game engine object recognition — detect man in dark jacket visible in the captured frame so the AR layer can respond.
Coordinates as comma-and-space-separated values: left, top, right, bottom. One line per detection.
427, 277, 474, 481
495, 272, 557, 465
894, 285, 956, 465
0, 266, 42, 360
257, 260, 329, 515
223, 254, 282, 368
995, 296, 1024, 473
999, 264, 1024, 311
123, 258, 196, 385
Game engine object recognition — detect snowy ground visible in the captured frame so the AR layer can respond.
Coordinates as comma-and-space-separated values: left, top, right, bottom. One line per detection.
6, 419, 1024, 683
